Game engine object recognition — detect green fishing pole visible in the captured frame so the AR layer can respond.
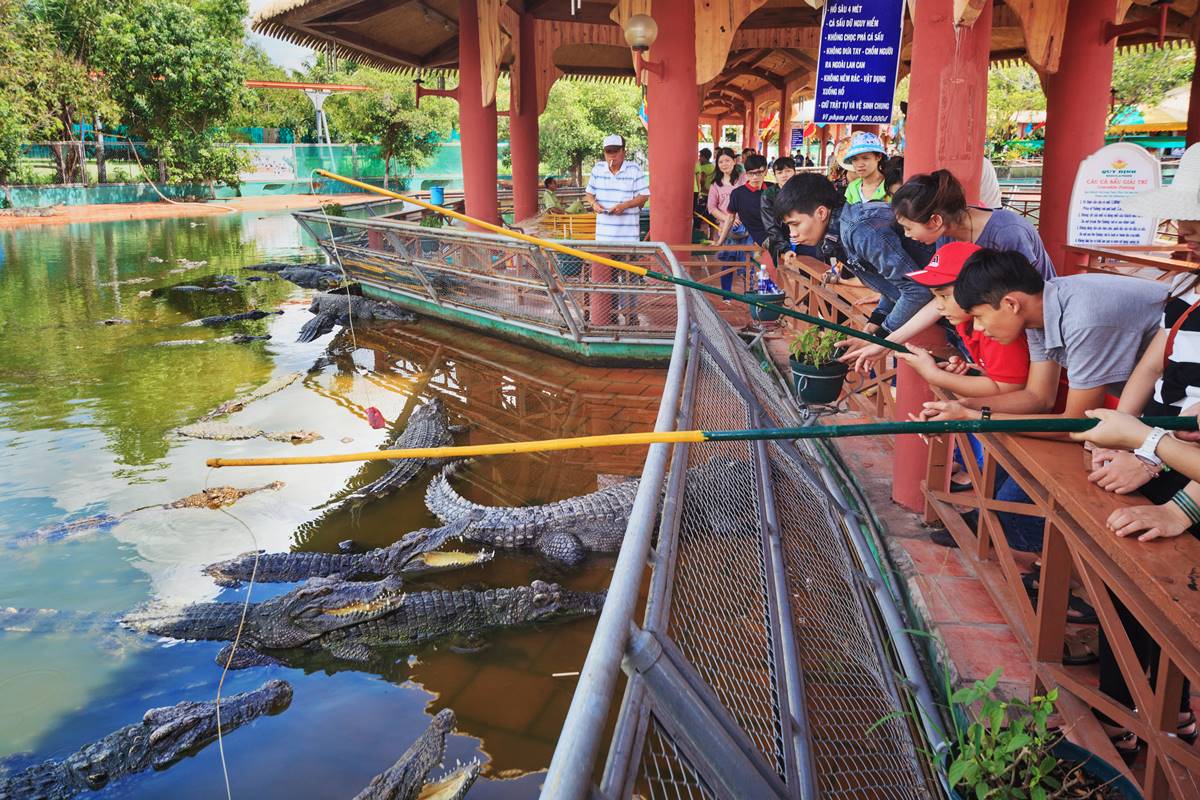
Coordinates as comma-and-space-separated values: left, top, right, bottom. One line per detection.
312, 169, 910, 354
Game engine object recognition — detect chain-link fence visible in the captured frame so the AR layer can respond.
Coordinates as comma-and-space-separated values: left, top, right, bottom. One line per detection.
294, 204, 679, 347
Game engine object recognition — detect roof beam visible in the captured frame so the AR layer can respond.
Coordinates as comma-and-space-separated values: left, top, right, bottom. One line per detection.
298, 26, 427, 65
415, 0, 458, 32
421, 37, 460, 68
310, 0, 415, 25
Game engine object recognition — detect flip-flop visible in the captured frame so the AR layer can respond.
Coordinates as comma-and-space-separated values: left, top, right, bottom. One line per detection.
1062, 627, 1099, 666
1021, 568, 1099, 625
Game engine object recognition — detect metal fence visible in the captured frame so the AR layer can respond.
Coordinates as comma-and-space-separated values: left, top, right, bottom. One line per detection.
294, 201, 680, 348
545, 279, 946, 798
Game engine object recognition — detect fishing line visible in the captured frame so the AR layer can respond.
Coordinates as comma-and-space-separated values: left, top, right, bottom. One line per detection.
204, 466, 262, 800
308, 169, 386, 429
81, 130, 237, 213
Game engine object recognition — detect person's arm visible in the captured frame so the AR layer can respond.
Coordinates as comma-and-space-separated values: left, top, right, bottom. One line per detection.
707, 184, 726, 222
616, 193, 649, 212
896, 345, 1020, 397
919, 358, 1061, 417
1115, 328, 1167, 414
714, 210, 735, 247
1072, 408, 1200, 480
839, 300, 942, 370
843, 217, 933, 332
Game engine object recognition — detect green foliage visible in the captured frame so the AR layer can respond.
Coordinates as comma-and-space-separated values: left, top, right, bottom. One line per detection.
0, 98, 24, 183
227, 44, 318, 139
320, 201, 346, 217
538, 79, 646, 183
154, 137, 250, 189
788, 326, 845, 366
418, 213, 444, 229
1110, 46, 1195, 124
946, 669, 1063, 799
986, 65, 1046, 151
93, 0, 247, 183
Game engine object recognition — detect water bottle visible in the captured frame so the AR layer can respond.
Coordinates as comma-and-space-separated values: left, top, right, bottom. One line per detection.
756, 266, 779, 295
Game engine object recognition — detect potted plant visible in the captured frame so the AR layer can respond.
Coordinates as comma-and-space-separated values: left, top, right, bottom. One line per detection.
787, 326, 848, 404
940, 670, 1141, 799
418, 213, 444, 256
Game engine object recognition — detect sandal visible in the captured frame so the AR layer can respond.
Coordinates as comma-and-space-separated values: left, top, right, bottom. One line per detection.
1022, 567, 1099, 625
1096, 714, 1144, 765
1062, 627, 1099, 666
1179, 711, 1199, 745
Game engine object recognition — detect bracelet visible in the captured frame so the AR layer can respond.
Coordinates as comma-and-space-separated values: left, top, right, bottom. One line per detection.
1170, 489, 1200, 526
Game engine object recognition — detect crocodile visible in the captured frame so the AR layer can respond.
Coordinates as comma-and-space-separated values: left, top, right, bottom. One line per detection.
124, 576, 603, 668
198, 372, 302, 421
425, 462, 639, 565
176, 421, 321, 443
0, 680, 291, 800
297, 292, 416, 343
353, 709, 479, 800
335, 398, 456, 508
182, 309, 282, 327
155, 333, 271, 346
203, 514, 491, 587
246, 261, 343, 290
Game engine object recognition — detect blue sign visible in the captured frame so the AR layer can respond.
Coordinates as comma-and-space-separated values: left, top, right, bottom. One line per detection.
814, 1, 905, 125
790, 127, 804, 149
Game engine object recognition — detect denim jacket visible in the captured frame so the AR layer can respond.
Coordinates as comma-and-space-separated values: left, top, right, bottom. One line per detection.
828, 201, 934, 333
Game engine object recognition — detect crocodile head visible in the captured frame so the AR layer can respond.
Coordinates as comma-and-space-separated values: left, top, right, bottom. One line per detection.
489, 580, 605, 627
249, 575, 410, 649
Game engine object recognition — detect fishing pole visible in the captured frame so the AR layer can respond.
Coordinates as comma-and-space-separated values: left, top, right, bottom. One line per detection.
312, 169, 910, 355
206, 415, 1199, 468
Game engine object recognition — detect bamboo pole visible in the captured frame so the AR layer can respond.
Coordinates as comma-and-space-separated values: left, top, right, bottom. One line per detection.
207, 416, 1199, 468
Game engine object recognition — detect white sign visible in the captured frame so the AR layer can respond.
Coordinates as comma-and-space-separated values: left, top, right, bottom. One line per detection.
1067, 142, 1161, 247
239, 144, 298, 183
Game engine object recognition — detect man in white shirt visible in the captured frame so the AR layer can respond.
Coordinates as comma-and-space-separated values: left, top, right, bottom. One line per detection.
584, 134, 649, 324
585, 134, 649, 242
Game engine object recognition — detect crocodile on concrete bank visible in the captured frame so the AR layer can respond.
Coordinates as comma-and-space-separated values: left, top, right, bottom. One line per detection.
0, 680, 291, 800
124, 576, 604, 668
353, 709, 479, 800
425, 462, 639, 566
203, 514, 491, 587
336, 398, 457, 508
297, 292, 417, 343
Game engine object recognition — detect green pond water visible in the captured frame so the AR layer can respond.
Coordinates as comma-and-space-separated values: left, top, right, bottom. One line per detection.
0, 210, 630, 798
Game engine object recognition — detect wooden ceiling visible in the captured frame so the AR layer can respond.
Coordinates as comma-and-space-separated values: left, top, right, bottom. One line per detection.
253, 0, 1200, 116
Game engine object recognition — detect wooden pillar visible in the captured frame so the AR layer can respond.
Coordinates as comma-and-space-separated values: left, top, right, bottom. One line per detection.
457, 0, 500, 225
818, 125, 829, 166
1187, 36, 1200, 146
779, 85, 791, 157
509, 12, 540, 221
893, 0, 993, 513
715, 115, 725, 149
646, 0, 698, 244
1040, 0, 1118, 272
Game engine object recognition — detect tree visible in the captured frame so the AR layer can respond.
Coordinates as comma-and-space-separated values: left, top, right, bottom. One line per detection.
227, 44, 319, 140
94, 0, 249, 186
538, 79, 646, 183
328, 67, 457, 187
1109, 46, 1195, 124
986, 64, 1046, 149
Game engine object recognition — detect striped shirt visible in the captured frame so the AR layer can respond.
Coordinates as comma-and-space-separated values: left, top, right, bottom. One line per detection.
1154, 280, 1200, 412
586, 159, 649, 242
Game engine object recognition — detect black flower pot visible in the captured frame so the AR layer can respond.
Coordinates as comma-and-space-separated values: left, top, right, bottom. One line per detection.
789, 358, 848, 405
748, 292, 787, 322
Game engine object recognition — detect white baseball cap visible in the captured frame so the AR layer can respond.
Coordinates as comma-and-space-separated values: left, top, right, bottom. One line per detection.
602, 134, 625, 149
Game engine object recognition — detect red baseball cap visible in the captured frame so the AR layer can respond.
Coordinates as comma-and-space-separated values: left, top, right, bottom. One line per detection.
906, 241, 982, 287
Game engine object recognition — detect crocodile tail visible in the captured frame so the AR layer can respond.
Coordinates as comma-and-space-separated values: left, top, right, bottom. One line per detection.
424, 461, 484, 524
296, 312, 336, 343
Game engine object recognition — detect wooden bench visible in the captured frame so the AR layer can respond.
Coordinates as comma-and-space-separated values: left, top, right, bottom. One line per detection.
923, 413, 1200, 798
539, 212, 596, 241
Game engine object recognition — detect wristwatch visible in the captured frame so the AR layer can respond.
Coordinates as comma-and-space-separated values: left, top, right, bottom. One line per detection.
1134, 427, 1168, 468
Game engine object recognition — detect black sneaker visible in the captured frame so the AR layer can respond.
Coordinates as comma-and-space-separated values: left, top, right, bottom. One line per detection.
929, 528, 959, 548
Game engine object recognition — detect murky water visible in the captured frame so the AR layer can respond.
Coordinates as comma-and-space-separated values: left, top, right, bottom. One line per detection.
0, 210, 661, 797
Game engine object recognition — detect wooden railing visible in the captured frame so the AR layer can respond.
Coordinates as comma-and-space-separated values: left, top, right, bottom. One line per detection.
1066, 244, 1197, 282
922, 389, 1200, 799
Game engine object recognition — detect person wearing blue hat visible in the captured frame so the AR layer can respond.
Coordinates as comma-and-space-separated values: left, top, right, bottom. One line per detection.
842, 131, 889, 205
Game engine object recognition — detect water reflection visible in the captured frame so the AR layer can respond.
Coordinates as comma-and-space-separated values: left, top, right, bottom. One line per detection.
0, 209, 664, 796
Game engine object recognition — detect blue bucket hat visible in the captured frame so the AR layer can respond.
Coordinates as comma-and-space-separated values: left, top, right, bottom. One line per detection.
841, 131, 886, 167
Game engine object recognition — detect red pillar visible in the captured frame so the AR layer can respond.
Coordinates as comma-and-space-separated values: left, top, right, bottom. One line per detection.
714, 115, 725, 150
1186, 37, 1200, 146
779, 85, 791, 157
1040, 0, 1117, 273
457, 0, 499, 226
646, 0, 698, 245
509, 12, 539, 221
892, 0, 992, 512
818, 125, 829, 166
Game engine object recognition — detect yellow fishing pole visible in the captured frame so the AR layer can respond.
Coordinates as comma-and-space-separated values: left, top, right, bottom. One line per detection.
312, 169, 910, 354
206, 416, 1200, 468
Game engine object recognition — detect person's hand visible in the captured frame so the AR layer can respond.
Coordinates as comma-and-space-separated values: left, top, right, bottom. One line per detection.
610, 201, 627, 215
1090, 447, 1119, 471
939, 355, 971, 376
781, 250, 798, 265
1107, 501, 1192, 542
1175, 402, 1200, 443
920, 400, 978, 422
863, 322, 881, 336
838, 340, 887, 373
895, 344, 938, 380
1088, 450, 1155, 495
1068, 408, 1151, 451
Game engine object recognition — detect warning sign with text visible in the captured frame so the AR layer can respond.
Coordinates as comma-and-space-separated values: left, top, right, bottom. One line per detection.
814, 1, 905, 125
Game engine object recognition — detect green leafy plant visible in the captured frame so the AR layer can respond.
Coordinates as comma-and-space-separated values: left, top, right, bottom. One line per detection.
418, 213, 444, 229
320, 201, 346, 217
946, 668, 1063, 799
787, 326, 845, 367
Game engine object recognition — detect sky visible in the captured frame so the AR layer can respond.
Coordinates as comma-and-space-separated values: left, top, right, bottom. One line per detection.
246, 0, 314, 72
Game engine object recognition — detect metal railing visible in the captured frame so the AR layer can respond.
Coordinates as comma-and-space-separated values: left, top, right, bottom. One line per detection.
294, 203, 680, 350
545, 282, 944, 798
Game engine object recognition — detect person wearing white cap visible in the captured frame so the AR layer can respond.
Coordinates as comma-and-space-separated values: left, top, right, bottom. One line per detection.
842, 131, 889, 205
584, 134, 649, 243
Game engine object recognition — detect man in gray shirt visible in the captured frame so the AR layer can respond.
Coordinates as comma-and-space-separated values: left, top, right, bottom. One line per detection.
920, 248, 1167, 426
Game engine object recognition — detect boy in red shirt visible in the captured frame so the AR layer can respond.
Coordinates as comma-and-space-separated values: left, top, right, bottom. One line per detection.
897, 241, 1031, 394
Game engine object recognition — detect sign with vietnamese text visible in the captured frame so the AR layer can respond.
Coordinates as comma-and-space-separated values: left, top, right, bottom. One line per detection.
814, 1, 905, 125
1067, 142, 1161, 247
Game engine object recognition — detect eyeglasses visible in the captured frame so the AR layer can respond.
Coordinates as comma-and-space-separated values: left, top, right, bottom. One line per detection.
746, 168, 767, 177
